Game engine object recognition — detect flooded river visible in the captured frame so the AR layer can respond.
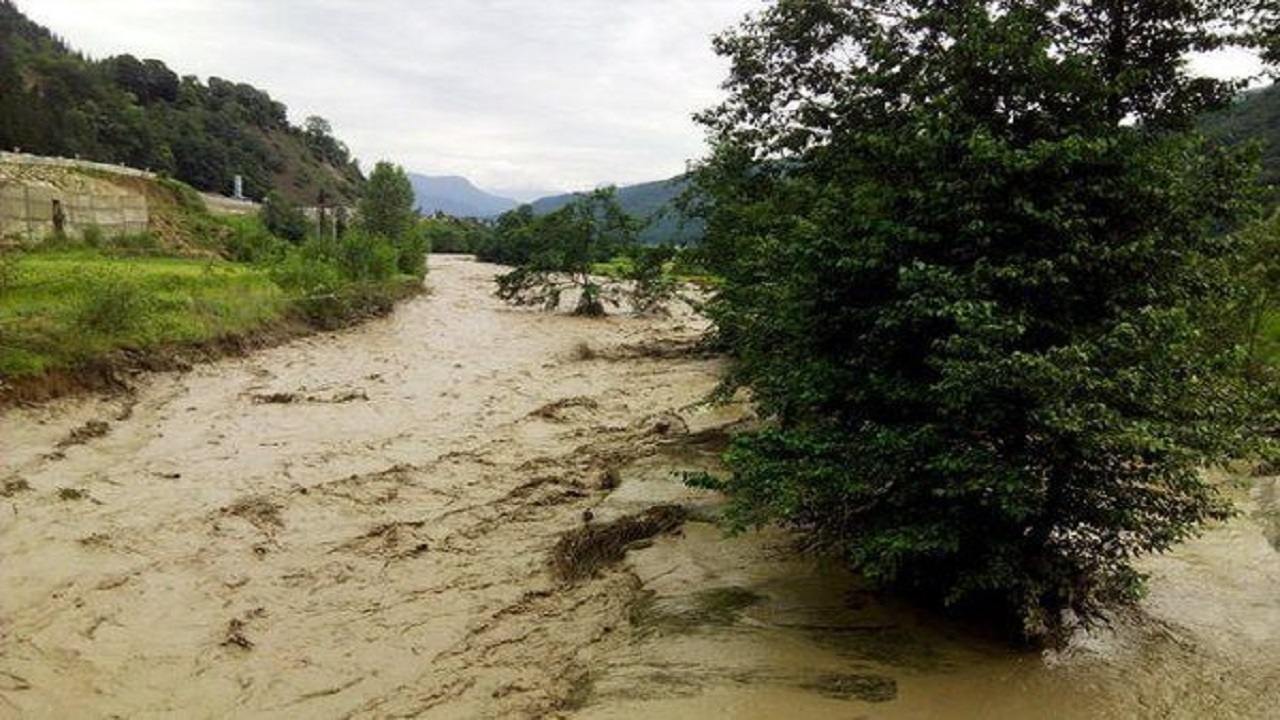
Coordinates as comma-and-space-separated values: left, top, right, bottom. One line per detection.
1, 256, 1276, 718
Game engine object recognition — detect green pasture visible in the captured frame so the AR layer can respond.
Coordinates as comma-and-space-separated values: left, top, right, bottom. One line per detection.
0, 249, 287, 377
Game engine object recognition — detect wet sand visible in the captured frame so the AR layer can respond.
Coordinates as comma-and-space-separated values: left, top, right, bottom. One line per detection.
2, 255, 1276, 718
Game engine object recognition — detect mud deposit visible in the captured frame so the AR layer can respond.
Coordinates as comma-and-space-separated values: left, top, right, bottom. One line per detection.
2, 255, 1277, 719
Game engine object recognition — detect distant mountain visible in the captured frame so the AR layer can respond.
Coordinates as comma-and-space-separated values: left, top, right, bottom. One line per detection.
409, 174, 518, 218
530, 175, 702, 245
1200, 82, 1280, 188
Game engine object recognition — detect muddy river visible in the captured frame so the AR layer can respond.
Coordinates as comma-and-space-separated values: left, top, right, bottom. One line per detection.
1, 255, 1276, 718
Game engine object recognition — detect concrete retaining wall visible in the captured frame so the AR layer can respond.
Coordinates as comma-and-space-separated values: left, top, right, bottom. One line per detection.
0, 152, 152, 241
0, 151, 155, 179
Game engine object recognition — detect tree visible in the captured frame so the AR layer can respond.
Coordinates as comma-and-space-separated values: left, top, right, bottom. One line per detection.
493, 188, 637, 315
693, 0, 1276, 641
358, 161, 424, 276
260, 191, 309, 244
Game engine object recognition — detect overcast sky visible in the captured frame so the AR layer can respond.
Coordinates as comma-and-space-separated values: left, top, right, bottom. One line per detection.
17, 1, 1265, 200
20, 0, 762, 199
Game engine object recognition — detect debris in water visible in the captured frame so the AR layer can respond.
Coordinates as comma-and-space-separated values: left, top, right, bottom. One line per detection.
594, 467, 621, 491
251, 389, 368, 404
1, 477, 32, 497
640, 411, 688, 436
551, 504, 686, 582
252, 392, 299, 404
801, 673, 898, 703
222, 495, 284, 532
570, 341, 598, 361
529, 396, 600, 422
222, 618, 254, 650
55, 419, 110, 448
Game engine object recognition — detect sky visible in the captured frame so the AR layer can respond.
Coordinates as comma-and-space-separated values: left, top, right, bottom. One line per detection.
20, 0, 763, 199
17, 2, 1266, 200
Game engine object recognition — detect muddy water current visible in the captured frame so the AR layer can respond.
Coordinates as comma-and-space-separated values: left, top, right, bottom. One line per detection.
2, 255, 1276, 718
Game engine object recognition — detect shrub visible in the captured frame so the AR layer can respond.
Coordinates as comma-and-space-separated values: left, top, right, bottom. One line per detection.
71, 266, 155, 335
81, 225, 105, 248
261, 191, 310, 243
219, 214, 288, 264
336, 231, 400, 281
396, 231, 429, 276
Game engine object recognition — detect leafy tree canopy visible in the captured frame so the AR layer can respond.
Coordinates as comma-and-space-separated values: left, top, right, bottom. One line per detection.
358, 161, 426, 276
694, 0, 1277, 641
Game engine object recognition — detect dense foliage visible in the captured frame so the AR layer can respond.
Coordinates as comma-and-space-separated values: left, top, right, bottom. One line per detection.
358, 162, 426, 276
0, 1, 362, 203
1202, 82, 1280, 190
694, 0, 1277, 640
421, 215, 493, 254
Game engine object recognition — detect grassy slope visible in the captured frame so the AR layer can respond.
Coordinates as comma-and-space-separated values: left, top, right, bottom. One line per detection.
0, 249, 287, 377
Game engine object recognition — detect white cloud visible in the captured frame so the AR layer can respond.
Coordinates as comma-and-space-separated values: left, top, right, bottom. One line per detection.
18, 0, 761, 192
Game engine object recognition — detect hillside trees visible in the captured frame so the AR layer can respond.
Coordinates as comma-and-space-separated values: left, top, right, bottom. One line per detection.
693, 0, 1277, 641
0, 1, 362, 204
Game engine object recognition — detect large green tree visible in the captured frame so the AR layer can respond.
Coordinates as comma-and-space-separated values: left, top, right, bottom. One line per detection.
358, 161, 424, 274
694, 0, 1276, 641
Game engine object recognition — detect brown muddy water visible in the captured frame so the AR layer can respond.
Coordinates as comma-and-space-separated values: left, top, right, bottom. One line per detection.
1, 255, 1276, 719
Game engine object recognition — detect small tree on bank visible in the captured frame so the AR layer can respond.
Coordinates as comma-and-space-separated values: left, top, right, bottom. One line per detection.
693, 0, 1276, 641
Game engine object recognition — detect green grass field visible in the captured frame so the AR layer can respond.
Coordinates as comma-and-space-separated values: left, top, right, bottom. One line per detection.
0, 250, 287, 377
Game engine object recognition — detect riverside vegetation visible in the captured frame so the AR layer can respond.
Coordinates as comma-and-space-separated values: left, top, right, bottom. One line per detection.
687, 0, 1279, 643
0, 162, 425, 396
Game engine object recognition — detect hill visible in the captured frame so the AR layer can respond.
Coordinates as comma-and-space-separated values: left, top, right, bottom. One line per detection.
0, 0, 362, 205
530, 175, 702, 245
409, 174, 518, 218
1201, 82, 1280, 188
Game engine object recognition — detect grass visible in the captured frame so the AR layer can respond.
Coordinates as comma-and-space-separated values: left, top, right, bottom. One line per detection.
0, 248, 287, 377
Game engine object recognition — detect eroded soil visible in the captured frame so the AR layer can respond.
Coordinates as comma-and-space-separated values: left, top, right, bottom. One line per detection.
2, 255, 1276, 719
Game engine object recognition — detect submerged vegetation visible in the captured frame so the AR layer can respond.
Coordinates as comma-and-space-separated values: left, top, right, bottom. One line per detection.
485, 189, 705, 316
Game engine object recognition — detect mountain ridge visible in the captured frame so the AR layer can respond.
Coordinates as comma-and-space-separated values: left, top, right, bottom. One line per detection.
408, 173, 519, 218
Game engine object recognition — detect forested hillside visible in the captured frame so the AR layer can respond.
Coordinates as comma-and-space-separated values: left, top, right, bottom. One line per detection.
1201, 82, 1280, 188
0, 0, 361, 204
